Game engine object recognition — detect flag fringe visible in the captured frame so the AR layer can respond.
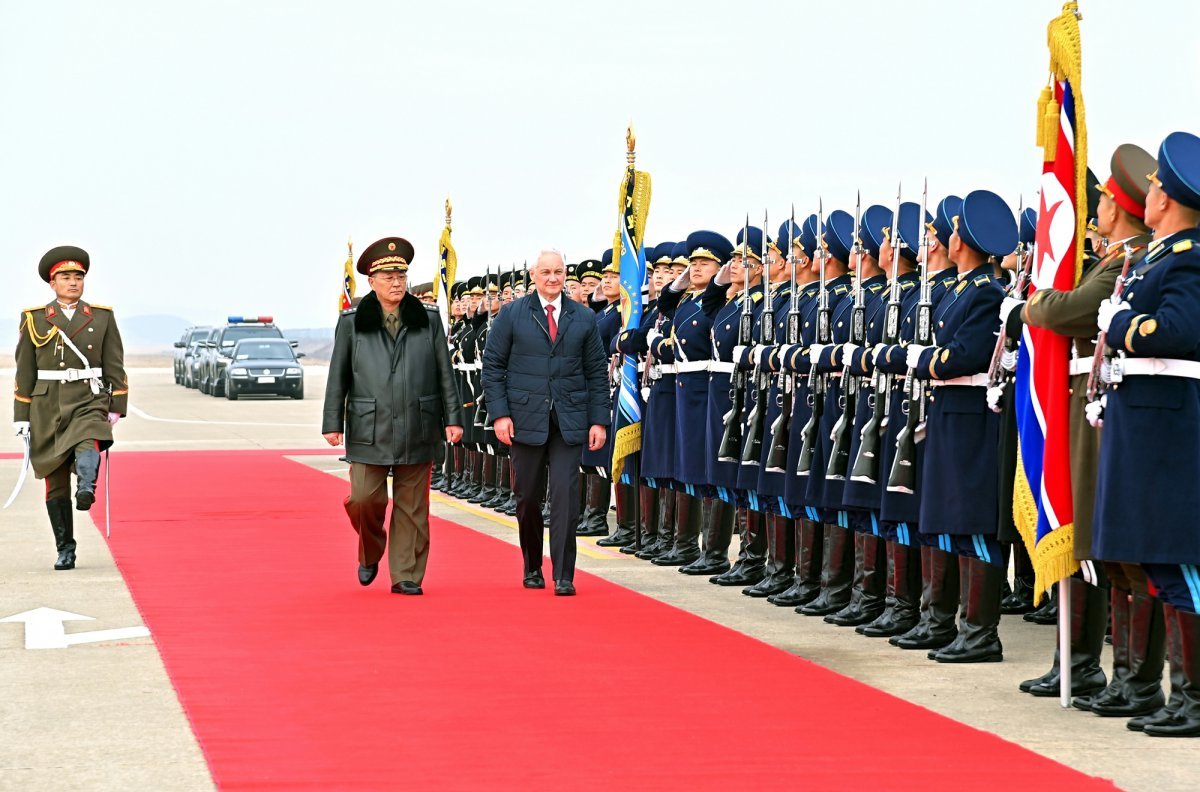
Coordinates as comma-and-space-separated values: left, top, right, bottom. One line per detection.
1035, 522, 1077, 602
611, 424, 641, 483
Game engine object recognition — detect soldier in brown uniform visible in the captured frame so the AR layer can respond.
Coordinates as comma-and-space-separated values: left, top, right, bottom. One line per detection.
997, 144, 1159, 705
13, 246, 128, 570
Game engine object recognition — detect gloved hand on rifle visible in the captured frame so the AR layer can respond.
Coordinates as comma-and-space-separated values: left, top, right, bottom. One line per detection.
986, 385, 1004, 413
1085, 395, 1106, 428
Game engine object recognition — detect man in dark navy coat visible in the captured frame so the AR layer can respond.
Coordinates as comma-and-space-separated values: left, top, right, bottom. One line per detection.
482, 249, 611, 595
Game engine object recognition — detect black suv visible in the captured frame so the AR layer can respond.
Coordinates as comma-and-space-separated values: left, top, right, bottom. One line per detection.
183, 327, 218, 389
174, 326, 212, 385
224, 338, 305, 400
197, 317, 288, 397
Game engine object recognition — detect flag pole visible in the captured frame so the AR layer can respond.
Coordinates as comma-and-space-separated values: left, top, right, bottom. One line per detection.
626, 123, 641, 551
1059, 577, 1071, 707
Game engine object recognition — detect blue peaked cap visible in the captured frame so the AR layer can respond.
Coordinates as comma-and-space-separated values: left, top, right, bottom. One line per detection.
1157, 131, 1200, 211
931, 195, 963, 249
686, 230, 734, 264
823, 210, 855, 263
895, 202, 932, 263
958, 190, 1018, 258
860, 205, 892, 259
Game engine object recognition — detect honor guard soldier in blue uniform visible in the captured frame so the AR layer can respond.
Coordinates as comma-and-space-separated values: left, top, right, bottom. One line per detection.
765, 215, 826, 607
653, 232, 734, 570
880, 196, 964, 650
797, 211, 856, 618
1092, 131, 1200, 737
450, 276, 486, 499
616, 242, 679, 558
469, 275, 503, 507
823, 203, 891, 627
703, 228, 767, 586
575, 257, 611, 536
739, 219, 804, 598
907, 189, 1015, 664
855, 201, 928, 638
13, 246, 128, 570
441, 282, 470, 494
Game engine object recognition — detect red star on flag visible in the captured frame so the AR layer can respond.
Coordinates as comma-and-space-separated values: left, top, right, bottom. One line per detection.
1035, 192, 1063, 275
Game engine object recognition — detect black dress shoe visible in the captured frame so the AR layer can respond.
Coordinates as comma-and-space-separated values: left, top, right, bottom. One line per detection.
391, 581, 423, 595
54, 550, 76, 571
523, 570, 545, 589
554, 580, 576, 596
358, 563, 378, 586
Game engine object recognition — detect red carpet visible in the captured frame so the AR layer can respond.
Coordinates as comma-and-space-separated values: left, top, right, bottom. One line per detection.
94, 450, 1113, 790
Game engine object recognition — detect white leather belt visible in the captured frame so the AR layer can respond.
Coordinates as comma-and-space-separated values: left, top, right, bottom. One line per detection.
1069, 356, 1093, 376
1114, 357, 1200, 380
677, 360, 712, 373
930, 373, 989, 387
38, 367, 103, 382
657, 364, 677, 375
708, 361, 735, 374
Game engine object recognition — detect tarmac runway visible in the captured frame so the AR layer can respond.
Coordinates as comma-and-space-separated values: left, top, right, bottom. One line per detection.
0, 365, 1195, 791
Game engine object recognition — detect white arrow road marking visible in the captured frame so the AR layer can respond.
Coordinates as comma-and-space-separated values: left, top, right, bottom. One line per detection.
1, 607, 150, 650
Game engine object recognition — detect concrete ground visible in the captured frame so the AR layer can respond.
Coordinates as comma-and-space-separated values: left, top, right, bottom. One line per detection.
1, 365, 1195, 791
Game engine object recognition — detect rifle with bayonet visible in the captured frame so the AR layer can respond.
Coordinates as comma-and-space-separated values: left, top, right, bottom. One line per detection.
741, 210, 773, 465
986, 196, 1032, 396
473, 266, 493, 429
826, 192, 864, 480
796, 200, 829, 477
765, 206, 799, 473
887, 189, 934, 495
851, 183, 906, 484
718, 215, 755, 462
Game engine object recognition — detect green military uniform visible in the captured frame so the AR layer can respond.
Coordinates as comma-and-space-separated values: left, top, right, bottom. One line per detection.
13, 246, 128, 570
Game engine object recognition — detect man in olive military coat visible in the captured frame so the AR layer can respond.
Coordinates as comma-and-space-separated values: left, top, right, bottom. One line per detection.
13, 245, 128, 570
323, 237, 463, 595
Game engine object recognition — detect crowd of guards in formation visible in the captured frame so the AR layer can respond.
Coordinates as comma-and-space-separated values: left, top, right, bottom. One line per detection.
433, 131, 1200, 739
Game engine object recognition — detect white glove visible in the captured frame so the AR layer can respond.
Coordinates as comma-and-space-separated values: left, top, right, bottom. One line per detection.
1085, 395, 1106, 428
842, 342, 861, 365
753, 345, 772, 368
905, 344, 930, 370
986, 385, 1004, 413
808, 344, 827, 365
669, 265, 692, 292
13, 421, 30, 437
999, 296, 1025, 324
732, 344, 749, 365
1096, 299, 1130, 334
872, 343, 890, 366
107, 412, 120, 426
647, 329, 663, 350
714, 262, 733, 286
1000, 349, 1018, 372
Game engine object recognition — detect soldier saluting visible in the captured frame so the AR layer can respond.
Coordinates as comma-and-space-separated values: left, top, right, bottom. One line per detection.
12, 246, 127, 570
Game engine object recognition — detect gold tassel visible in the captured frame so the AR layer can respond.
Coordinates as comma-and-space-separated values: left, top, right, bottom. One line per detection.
1042, 95, 1059, 162
1035, 85, 1051, 147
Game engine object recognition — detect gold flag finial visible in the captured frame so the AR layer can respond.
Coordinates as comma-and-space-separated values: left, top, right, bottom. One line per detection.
347, 235, 352, 255
626, 122, 636, 166
445, 196, 453, 228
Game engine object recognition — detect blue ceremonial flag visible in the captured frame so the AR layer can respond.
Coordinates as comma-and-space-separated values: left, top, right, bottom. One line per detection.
611, 126, 651, 483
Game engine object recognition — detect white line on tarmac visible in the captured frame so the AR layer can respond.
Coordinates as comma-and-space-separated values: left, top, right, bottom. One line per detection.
127, 403, 313, 428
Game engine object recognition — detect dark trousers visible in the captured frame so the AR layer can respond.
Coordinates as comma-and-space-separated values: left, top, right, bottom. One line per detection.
511, 415, 582, 581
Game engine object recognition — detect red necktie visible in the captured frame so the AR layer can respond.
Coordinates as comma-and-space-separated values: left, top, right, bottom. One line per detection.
546, 304, 557, 343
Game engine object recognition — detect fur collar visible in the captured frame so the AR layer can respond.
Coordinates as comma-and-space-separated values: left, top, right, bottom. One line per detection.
354, 290, 429, 334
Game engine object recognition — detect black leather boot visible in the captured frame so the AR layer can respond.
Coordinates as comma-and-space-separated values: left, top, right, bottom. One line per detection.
707, 506, 750, 582
621, 485, 659, 555
1024, 582, 1059, 624
893, 545, 959, 649
654, 491, 703, 567
1144, 607, 1200, 737
446, 446, 464, 494
482, 456, 508, 509
576, 475, 610, 537
861, 541, 920, 637
930, 556, 1003, 663
1002, 576, 1036, 615
74, 447, 101, 511
1129, 603, 1184, 732
47, 498, 77, 570
712, 509, 766, 586
636, 487, 674, 559
470, 453, 497, 503
450, 450, 474, 497
599, 482, 637, 547
745, 516, 795, 597
828, 533, 886, 626
768, 518, 821, 607
679, 496, 731, 574
1094, 590, 1167, 717
1022, 577, 1109, 696
797, 524, 853, 616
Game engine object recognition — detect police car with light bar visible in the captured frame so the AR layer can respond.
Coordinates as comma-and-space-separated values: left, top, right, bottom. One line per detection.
197, 316, 292, 397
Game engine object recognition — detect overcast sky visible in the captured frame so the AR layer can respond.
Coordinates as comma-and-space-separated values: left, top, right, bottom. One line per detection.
3, 0, 1199, 333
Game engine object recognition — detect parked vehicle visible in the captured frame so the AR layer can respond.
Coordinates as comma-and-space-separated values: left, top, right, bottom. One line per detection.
174, 326, 213, 384
224, 338, 305, 400
184, 328, 219, 389
197, 317, 289, 397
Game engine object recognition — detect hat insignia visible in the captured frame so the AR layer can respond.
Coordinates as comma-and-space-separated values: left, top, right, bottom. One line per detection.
388, 242, 396, 251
